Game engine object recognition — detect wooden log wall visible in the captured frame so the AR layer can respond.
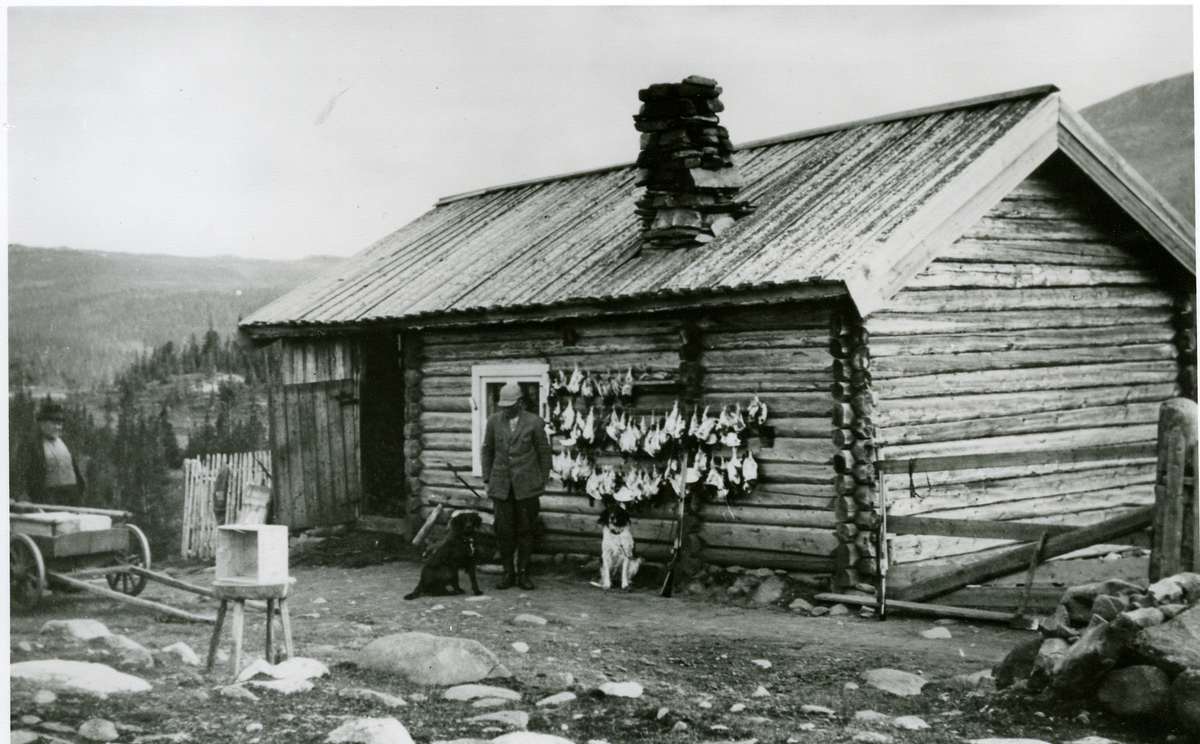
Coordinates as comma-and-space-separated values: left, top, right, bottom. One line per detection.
869, 169, 1182, 572
829, 307, 878, 591
414, 304, 839, 574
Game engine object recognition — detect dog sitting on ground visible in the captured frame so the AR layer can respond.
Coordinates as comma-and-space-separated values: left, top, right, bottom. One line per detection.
404, 510, 484, 599
590, 505, 642, 591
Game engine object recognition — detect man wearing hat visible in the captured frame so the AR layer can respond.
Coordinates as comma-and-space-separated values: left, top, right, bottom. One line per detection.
480, 382, 553, 590
16, 401, 86, 506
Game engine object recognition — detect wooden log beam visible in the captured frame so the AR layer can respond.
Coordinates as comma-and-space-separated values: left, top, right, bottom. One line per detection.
869, 324, 1176, 358
814, 592, 1017, 623
891, 505, 1154, 602
125, 567, 268, 611
46, 572, 217, 624
876, 442, 1157, 475
887, 515, 1076, 541
355, 515, 410, 536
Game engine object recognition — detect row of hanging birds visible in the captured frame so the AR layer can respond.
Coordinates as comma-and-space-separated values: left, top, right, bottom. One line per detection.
546, 397, 770, 455
549, 365, 639, 405
551, 444, 759, 506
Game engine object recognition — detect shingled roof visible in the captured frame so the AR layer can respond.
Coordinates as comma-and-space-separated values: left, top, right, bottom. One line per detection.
241, 85, 1194, 337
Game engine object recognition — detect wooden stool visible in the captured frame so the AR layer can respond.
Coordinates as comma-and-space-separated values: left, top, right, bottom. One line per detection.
206, 578, 295, 677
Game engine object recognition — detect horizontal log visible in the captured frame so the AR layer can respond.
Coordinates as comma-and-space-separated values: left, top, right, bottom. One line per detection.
538, 534, 672, 561
920, 487, 1154, 524
865, 307, 1174, 336
420, 412, 472, 433
872, 344, 1176, 380
756, 461, 836, 485
908, 263, 1156, 291
702, 392, 833, 418
544, 512, 677, 544
888, 515, 1076, 541
869, 324, 1176, 358
814, 593, 1018, 623
698, 521, 838, 556
874, 383, 1178, 427
423, 432, 471, 451
423, 335, 680, 362
876, 361, 1178, 399
887, 286, 1173, 314
876, 401, 1162, 447
755, 437, 837, 464
421, 396, 472, 413
703, 347, 832, 373
936, 585, 1066, 614
699, 504, 837, 529
892, 505, 1155, 602
878, 428, 1157, 464
766, 418, 836, 439
420, 449, 473, 470
938, 240, 1140, 267
887, 462, 1156, 515
702, 328, 830, 350
701, 306, 831, 332
704, 372, 832, 393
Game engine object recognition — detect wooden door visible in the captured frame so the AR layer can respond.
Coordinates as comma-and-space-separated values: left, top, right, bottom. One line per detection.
269, 378, 361, 528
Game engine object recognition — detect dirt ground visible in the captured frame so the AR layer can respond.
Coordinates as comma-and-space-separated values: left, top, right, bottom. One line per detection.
8, 535, 1184, 744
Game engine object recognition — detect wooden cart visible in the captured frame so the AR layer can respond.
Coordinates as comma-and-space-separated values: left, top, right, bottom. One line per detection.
9, 502, 151, 611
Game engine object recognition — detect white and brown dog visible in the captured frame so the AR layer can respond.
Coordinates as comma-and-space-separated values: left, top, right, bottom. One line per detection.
591, 504, 642, 590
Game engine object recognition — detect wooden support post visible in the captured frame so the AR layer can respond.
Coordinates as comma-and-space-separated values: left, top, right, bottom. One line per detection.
1014, 532, 1048, 623
412, 504, 444, 549
1151, 398, 1199, 581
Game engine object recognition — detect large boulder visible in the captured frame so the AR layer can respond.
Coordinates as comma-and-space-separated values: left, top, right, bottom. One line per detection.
1172, 669, 1200, 736
1060, 580, 1143, 626
10, 660, 151, 696
92, 634, 154, 669
862, 668, 926, 696
1028, 638, 1070, 691
1095, 665, 1171, 717
352, 633, 511, 686
325, 717, 414, 744
1050, 619, 1124, 697
751, 576, 787, 605
1130, 606, 1200, 675
39, 619, 111, 642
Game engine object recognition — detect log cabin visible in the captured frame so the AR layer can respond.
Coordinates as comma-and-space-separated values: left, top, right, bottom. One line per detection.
239, 80, 1195, 594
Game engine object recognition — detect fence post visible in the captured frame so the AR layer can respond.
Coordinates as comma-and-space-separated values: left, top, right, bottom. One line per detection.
1150, 398, 1199, 582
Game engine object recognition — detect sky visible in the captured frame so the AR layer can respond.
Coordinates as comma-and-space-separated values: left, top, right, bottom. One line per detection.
6, 4, 1195, 262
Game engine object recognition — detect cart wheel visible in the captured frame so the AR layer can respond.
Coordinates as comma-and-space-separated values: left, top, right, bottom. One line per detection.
106, 524, 151, 596
11, 534, 46, 611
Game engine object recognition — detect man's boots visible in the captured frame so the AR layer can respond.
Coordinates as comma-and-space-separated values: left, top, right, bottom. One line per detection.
516, 548, 535, 591
496, 551, 516, 590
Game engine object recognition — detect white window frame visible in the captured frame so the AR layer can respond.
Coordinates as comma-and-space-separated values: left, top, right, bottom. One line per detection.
470, 363, 550, 476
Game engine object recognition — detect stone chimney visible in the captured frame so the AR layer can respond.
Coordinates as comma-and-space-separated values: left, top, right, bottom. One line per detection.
633, 75, 754, 249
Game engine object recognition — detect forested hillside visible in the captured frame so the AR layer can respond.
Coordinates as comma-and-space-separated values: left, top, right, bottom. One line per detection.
1081, 72, 1194, 224
8, 245, 338, 388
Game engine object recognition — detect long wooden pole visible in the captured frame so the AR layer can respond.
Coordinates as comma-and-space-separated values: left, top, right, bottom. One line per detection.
46, 572, 217, 624
126, 567, 267, 611
10, 502, 132, 519
893, 505, 1154, 603
815, 592, 1016, 624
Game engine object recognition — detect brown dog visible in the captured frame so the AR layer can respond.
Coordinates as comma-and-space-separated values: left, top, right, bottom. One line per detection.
404, 511, 484, 599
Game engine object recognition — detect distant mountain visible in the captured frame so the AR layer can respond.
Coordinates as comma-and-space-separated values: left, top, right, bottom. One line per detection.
1080, 73, 1194, 224
8, 245, 341, 389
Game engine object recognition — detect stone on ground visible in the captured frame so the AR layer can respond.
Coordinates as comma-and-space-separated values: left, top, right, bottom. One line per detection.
969, 740, 1052, 744
33, 689, 58, 704
512, 642, 529, 654
238, 656, 329, 683
78, 719, 120, 742
338, 688, 407, 707
94, 634, 154, 669
444, 684, 521, 702
919, 627, 952, 640
1130, 606, 1200, 675
161, 642, 201, 666
852, 733, 892, 743
751, 659, 772, 668
466, 710, 529, 729
218, 684, 259, 701
788, 598, 813, 613
11, 732, 39, 744
1030, 638, 1070, 689
598, 681, 643, 698
752, 685, 770, 697
854, 710, 890, 724
891, 716, 929, 730
353, 633, 511, 686
248, 677, 314, 694
862, 668, 926, 696
800, 704, 835, 715
472, 697, 511, 708
490, 733, 576, 744
10, 660, 151, 696
40, 619, 112, 641
513, 614, 547, 625
325, 717, 415, 744
1171, 668, 1200, 735
536, 691, 576, 706
752, 576, 787, 604
1096, 665, 1171, 716
1050, 619, 1124, 696
1089, 594, 1127, 622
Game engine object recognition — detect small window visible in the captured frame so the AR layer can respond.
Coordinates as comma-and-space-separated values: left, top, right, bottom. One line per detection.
471, 364, 549, 476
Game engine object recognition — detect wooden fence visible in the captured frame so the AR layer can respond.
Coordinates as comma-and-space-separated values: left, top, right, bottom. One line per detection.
181, 451, 272, 559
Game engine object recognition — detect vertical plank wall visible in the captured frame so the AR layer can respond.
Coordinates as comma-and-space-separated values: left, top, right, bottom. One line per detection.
867, 165, 1183, 584
416, 305, 840, 573
271, 337, 363, 528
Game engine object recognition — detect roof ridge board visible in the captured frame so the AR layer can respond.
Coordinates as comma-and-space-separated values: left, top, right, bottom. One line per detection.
432, 84, 1060, 208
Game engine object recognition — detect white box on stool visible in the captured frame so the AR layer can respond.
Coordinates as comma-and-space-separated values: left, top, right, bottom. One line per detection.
216, 525, 289, 584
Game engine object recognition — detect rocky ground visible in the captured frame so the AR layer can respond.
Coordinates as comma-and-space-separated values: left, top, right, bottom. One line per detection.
7, 533, 1192, 744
